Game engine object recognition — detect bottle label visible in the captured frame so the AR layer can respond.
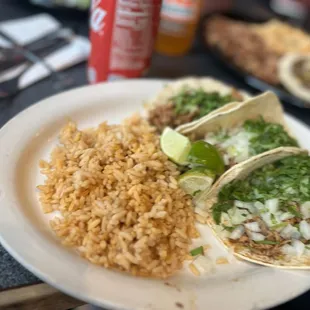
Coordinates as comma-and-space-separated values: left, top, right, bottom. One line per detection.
160, 0, 199, 22
88, 0, 162, 83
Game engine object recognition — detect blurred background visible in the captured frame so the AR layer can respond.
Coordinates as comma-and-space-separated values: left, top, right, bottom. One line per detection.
0, 0, 310, 309
1, 0, 310, 109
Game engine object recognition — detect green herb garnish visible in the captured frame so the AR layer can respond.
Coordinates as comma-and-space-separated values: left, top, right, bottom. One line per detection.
254, 240, 280, 245
217, 155, 310, 204
192, 190, 202, 196
212, 202, 234, 225
270, 223, 288, 230
190, 246, 204, 256
243, 117, 298, 155
271, 214, 277, 225
171, 88, 237, 119
223, 225, 236, 232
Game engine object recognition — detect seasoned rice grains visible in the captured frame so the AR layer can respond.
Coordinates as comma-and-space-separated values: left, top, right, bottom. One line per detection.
37, 115, 198, 278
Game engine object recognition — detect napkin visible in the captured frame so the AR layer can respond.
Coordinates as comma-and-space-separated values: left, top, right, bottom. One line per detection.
0, 14, 90, 95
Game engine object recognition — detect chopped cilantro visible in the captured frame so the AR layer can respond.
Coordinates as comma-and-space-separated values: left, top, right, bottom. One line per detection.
223, 225, 236, 232
190, 246, 204, 256
270, 223, 288, 230
271, 214, 277, 225
243, 117, 298, 155
213, 155, 310, 222
212, 202, 234, 225
192, 190, 201, 196
171, 88, 237, 119
254, 240, 280, 245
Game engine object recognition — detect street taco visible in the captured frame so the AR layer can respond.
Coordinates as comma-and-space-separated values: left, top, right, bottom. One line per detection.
146, 77, 248, 133
200, 147, 310, 268
179, 91, 298, 168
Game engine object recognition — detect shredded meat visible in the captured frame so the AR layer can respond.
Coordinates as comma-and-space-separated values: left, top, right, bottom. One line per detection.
238, 235, 249, 244
148, 102, 199, 133
234, 232, 289, 257
205, 16, 280, 85
248, 241, 289, 257
231, 217, 293, 258
228, 200, 310, 259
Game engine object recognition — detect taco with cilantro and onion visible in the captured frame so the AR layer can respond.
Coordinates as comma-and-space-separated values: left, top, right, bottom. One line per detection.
146, 77, 249, 133
179, 91, 298, 169
199, 147, 310, 268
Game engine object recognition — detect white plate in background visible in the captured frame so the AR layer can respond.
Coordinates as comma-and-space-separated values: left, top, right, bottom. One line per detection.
0, 80, 309, 310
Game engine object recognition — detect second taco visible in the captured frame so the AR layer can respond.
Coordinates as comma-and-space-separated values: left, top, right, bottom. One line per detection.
179, 91, 298, 169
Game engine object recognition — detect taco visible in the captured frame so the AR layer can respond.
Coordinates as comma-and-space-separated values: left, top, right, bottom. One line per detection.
146, 77, 248, 133
178, 91, 298, 168
200, 147, 310, 268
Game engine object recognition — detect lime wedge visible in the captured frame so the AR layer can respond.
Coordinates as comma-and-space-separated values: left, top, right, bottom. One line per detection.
188, 140, 225, 174
160, 127, 191, 165
178, 167, 215, 196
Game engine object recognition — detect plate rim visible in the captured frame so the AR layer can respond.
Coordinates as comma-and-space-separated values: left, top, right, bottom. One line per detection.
0, 79, 310, 310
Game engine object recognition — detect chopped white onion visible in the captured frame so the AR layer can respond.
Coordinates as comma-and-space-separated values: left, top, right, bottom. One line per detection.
208, 128, 255, 165
292, 239, 305, 258
292, 231, 301, 240
254, 201, 265, 211
235, 201, 257, 214
228, 207, 249, 225
299, 220, 310, 240
301, 201, 310, 219
261, 211, 282, 227
280, 224, 301, 240
204, 136, 218, 145
282, 240, 305, 257
280, 212, 295, 221
221, 212, 232, 227
261, 212, 273, 227
244, 222, 261, 232
229, 225, 245, 240
247, 231, 265, 241
265, 198, 279, 214
192, 255, 214, 274
281, 244, 296, 256
223, 154, 230, 166
234, 200, 246, 208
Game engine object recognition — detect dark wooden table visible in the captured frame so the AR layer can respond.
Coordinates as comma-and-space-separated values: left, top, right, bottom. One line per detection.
0, 1, 309, 309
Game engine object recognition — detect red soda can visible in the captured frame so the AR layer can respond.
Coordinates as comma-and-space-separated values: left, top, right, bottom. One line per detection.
88, 0, 162, 83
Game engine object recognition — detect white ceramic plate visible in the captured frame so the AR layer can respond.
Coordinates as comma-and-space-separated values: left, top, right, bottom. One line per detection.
0, 80, 310, 310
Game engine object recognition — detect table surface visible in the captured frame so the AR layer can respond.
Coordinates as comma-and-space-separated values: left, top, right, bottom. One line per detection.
0, 1, 310, 309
